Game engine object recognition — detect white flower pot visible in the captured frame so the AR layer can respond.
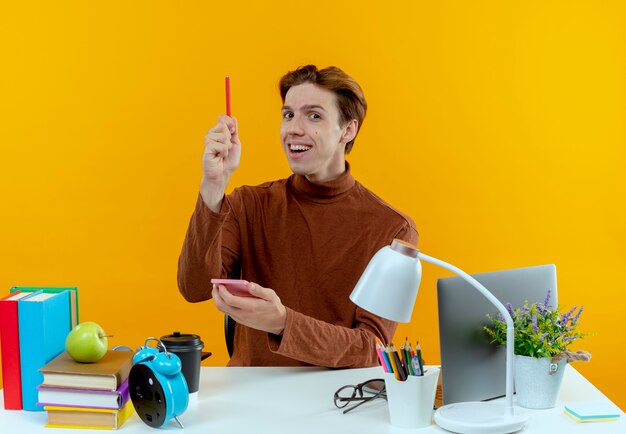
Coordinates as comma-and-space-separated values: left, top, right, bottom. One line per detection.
514, 355, 567, 409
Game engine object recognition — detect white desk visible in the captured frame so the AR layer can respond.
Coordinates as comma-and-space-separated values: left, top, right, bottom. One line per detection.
1, 365, 623, 433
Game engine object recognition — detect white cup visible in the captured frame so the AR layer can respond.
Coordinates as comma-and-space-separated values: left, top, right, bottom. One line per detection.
384, 366, 440, 429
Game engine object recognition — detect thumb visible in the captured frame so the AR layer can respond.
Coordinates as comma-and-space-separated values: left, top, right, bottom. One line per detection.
248, 282, 270, 300
230, 116, 240, 142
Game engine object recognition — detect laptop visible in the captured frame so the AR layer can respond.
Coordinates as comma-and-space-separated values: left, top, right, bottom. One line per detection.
436, 264, 557, 404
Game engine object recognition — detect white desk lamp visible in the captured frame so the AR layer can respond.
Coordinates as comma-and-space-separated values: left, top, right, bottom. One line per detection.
350, 239, 528, 434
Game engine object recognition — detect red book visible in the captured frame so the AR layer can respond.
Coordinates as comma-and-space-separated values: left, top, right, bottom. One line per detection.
0, 291, 36, 409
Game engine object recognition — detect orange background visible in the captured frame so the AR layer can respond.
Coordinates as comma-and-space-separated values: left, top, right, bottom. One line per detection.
1, 1, 624, 409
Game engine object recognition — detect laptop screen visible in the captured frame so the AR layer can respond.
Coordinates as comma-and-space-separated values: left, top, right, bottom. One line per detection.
436, 264, 558, 404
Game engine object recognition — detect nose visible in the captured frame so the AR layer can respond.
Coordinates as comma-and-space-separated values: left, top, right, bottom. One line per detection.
284, 114, 305, 136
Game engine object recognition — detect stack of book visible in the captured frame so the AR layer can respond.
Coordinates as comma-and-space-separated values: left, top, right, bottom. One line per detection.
37, 351, 135, 429
0, 286, 78, 411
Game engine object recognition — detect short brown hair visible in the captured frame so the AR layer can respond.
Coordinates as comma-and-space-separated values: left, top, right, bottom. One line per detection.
279, 65, 367, 154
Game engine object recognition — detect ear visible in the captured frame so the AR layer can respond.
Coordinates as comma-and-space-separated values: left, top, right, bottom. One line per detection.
340, 119, 358, 145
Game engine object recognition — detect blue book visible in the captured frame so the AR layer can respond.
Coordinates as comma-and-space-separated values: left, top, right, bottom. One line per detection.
11, 286, 79, 329
18, 291, 71, 411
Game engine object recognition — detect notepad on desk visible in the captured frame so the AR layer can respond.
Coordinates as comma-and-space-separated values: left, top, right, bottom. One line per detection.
564, 402, 621, 423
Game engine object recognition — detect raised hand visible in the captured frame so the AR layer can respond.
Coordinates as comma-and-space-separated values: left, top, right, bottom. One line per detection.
200, 115, 242, 212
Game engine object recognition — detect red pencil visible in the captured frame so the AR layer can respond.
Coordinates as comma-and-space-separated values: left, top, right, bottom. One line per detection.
225, 76, 231, 116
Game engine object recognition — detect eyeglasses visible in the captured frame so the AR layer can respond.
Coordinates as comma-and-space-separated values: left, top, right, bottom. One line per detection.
333, 379, 387, 414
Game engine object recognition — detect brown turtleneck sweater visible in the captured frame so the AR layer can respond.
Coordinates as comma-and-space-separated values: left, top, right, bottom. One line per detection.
177, 165, 418, 367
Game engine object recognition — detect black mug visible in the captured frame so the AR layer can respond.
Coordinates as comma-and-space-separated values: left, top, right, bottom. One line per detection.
160, 332, 211, 394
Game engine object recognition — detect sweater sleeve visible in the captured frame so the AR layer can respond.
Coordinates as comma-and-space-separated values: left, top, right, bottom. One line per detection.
266, 221, 419, 368
267, 306, 397, 368
177, 193, 241, 303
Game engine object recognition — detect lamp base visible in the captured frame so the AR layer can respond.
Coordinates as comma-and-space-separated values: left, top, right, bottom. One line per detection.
434, 402, 528, 434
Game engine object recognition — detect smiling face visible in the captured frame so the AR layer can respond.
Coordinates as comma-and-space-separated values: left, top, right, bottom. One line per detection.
280, 83, 357, 183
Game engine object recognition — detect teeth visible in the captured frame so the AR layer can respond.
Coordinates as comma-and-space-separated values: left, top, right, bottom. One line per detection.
289, 144, 311, 151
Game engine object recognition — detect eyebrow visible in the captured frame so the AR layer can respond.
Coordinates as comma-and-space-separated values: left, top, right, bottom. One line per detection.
281, 104, 328, 112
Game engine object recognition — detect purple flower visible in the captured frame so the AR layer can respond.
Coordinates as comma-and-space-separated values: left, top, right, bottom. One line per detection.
572, 305, 584, 323
543, 288, 552, 309
506, 303, 515, 318
531, 315, 538, 333
561, 306, 577, 325
562, 336, 577, 342
539, 333, 548, 342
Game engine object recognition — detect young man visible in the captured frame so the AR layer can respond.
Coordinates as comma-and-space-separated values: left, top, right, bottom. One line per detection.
178, 65, 418, 367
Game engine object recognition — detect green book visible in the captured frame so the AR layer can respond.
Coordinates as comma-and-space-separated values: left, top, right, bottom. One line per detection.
10, 286, 79, 329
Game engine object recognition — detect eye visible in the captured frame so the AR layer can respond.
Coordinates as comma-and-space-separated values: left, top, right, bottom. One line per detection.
282, 111, 294, 120
308, 112, 321, 120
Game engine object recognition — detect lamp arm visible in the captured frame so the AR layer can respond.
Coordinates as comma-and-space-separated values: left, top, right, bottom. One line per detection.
418, 252, 515, 415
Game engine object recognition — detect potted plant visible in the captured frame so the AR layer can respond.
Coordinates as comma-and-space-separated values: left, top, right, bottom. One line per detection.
484, 289, 591, 408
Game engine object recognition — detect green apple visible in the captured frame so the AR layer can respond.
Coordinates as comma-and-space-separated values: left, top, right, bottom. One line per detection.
65, 321, 110, 363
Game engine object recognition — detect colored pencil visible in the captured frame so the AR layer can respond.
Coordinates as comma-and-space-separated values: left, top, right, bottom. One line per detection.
375, 344, 385, 372
381, 348, 393, 373
404, 346, 415, 376
391, 345, 407, 381
376, 338, 426, 379
387, 345, 401, 381
376, 339, 393, 373
225, 76, 231, 116
411, 355, 422, 376
375, 341, 389, 373
416, 342, 425, 376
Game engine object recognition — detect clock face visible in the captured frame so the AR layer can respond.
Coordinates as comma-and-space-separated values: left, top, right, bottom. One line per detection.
129, 363, 167, 428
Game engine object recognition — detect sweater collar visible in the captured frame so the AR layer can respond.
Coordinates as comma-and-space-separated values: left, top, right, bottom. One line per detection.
290, 161, 356, 202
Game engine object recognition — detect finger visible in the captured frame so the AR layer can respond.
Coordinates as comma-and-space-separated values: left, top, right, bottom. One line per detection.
212, 286, 241, 315
205, 131, 231, 145
217, 285, 258, 309
204, 139, 232, 158
208, 119, 227, 134
230, 116, 240, 141
204, 146, 230, 162
212, 286, 226, 311
217, 115, 237, 135
204, 134, 233, 158
204, 122, 232, 144
212, 284, 228, 307
204, 133, 231, 150
247, 282, 273, 301
208, 121, 233, 141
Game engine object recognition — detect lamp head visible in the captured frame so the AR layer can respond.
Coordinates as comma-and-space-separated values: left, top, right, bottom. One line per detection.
349, 239, 421, 322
